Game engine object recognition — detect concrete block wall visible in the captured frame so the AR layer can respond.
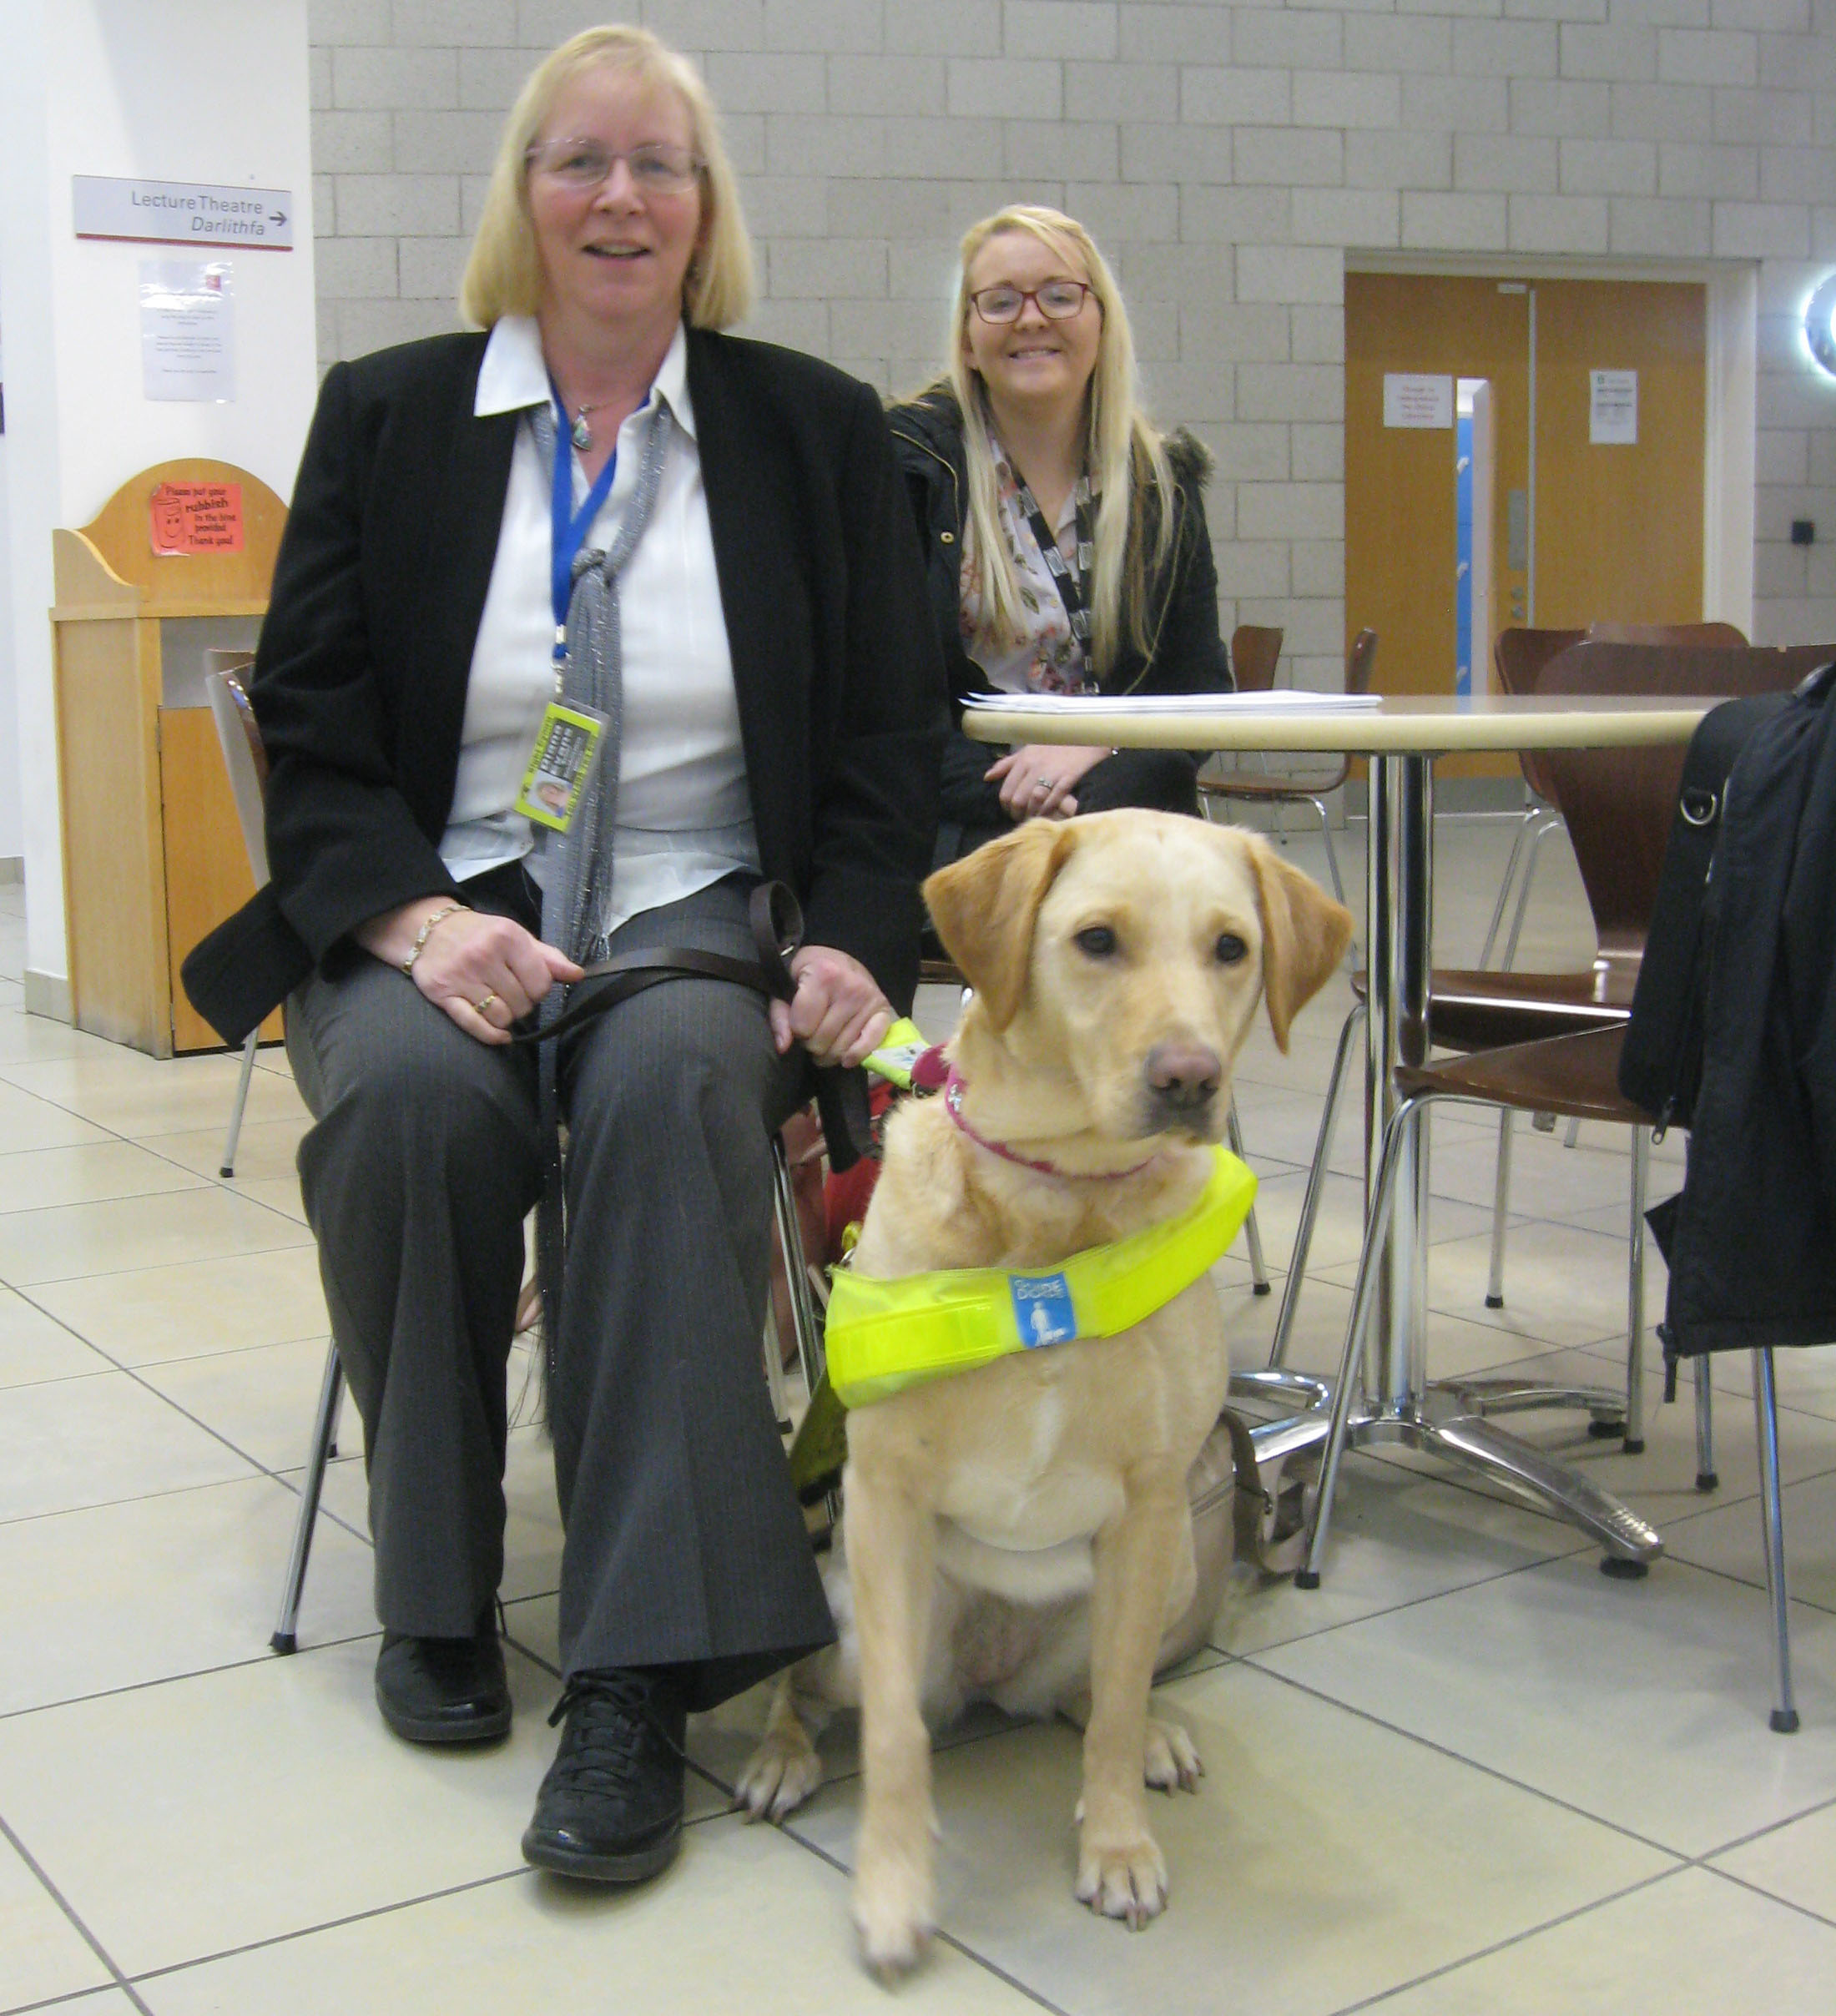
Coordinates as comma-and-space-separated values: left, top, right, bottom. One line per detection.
310, 0, 1836, 680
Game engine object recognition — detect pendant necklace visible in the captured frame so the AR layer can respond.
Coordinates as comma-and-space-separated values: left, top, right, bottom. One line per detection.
569, 402, 613, 452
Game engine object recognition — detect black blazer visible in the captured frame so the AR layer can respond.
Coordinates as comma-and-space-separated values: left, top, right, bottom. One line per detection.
183, 327, 946, 1044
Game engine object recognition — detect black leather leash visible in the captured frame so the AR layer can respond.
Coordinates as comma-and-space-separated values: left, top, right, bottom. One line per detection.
511, 880, 799, 1046
512, 879, 874, 1169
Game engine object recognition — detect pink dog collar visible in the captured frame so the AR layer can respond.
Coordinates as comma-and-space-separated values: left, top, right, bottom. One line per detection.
916, 1046, 1163, 1182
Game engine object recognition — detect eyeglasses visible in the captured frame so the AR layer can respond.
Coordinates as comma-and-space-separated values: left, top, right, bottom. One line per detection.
969, 280, 1095, 325
524, 139, 703, 195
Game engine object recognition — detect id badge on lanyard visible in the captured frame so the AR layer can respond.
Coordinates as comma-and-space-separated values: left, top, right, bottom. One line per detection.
517, 386, 628, 834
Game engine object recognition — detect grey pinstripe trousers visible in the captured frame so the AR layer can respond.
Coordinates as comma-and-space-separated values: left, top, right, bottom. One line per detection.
286, 877, 834, 1705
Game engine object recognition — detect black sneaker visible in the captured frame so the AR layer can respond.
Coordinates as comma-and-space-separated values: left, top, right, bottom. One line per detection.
521, 1668, 688, 1883
374, 1604, 511, 1746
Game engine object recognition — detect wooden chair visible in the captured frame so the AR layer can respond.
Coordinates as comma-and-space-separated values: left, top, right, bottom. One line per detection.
1198, 628, 1378, 919
1485, 623, 1748, 968
1303, 1023, 1804, 1733
1271, 643, 1833, 1410
1229, 623, 1284, 694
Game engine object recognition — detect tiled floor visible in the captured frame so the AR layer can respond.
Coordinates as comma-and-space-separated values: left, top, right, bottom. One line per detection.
1, 825, 1832, 2016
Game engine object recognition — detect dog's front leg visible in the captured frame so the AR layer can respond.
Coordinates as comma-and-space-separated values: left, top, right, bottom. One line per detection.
845, 1454, 940, 1978
1077, 1464, 1188, 1928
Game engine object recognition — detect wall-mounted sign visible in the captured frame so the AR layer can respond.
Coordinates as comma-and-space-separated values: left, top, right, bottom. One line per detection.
74, 175, 293, 250
140, 261, 235, 403
1589, 370, 1638, 446
1804, 275, 1836, 379
1383, 373, 1454, 429
150, 481, 245, 557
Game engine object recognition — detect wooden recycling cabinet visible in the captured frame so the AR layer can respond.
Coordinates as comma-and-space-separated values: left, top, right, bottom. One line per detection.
51, 458, 286, 1056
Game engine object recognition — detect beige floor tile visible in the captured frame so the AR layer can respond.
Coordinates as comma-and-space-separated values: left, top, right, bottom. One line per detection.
1710, 1798, 1836, 1923
1218, 1450, 1584, 1658
0, 1081, 112, 1155
0, 1474, 376, 1716
0, 1187, 314, 1289
139, 1334, 351, 1473
786, 1659, 1676, 2016
135, 1817, 1044, 2016
1375, 1863, 1836, 2014
0, 1370, 257, 1523
1693, 1341, 1836, 1427
0, 1831, 113, 2012
139, 1115, 309, 1188
0, 1051, 305, 1142
1664, 1467, 1836, 1615
0, 1139, 206, 1216
0, 1008, 119, 1067
0, 1636, 557, 1977
0, 1287, 110, 1389
1254, 1550, 1836, 1858
29, 1245, 329, 1364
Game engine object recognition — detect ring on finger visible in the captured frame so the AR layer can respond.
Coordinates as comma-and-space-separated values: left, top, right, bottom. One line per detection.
1036, 775, 1057, 793
474, 991, 498, 1016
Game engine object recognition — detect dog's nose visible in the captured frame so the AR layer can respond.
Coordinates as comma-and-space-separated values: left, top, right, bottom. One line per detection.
1144, 1043, 1222, 1114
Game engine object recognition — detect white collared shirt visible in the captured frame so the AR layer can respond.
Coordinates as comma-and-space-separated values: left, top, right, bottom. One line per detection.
441, 315, 759, 939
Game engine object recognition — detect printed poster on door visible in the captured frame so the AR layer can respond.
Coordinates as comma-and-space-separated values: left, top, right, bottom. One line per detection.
1382, 374, 1454, 429
1589, 370, 1637, 446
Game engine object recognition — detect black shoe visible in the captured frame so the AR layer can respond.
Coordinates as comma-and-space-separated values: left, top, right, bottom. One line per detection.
374, 1605, 512, 1746
522, 1668, 688, 1883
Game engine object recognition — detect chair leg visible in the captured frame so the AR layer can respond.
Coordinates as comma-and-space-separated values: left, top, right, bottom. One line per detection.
1622, 1126, 1647, 1453
1693, 1356, 1717, 1491
1752, 1347, 1798, 1734
1298, 1091, 1424, 1588
1499, 813, 1561, 970
219, 1027, 260, 1178
770, 1133, 827, 1400
1269, 1002, 1364, 1369
271, 1341, 344, 1655
1485, 1111, 1513, 1308
1226, 1097, 1270, 1297
1479, 807, 1536, 968
1563, 1116, 1583, 1149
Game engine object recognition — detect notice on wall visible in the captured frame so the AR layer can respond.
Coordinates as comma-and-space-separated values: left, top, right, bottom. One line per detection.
1383, 373, 1454, 429
140, 261, 235, 402
1589, 370, 1637, 446
149, 481, 244, 557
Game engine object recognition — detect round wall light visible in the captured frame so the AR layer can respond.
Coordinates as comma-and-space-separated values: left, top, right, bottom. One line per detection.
1805, 274, 1836, 379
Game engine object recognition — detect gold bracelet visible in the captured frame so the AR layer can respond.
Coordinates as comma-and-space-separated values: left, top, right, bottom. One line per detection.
401, 902, 467, 976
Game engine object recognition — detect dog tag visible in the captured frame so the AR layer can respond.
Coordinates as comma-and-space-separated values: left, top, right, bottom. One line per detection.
515, 701, 608, 833
1010, 1272, 1077, 1348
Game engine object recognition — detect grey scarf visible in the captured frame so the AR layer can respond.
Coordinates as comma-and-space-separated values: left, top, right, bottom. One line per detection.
530, 396, 672, 1361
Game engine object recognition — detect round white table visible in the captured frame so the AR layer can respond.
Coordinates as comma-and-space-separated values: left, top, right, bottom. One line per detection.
964, 693, 1715, 1567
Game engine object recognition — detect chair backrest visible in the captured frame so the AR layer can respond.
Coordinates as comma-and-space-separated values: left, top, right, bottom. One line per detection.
205, 662, 270, 887
1495, 629, 1585, 803
1531, 641, 1831, 964
1229, 624, 1284, 693
1586, 620, 1748, 648
1345, 627, 1377, 697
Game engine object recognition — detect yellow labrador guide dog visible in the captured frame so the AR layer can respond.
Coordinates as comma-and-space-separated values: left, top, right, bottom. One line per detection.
739, 809, 1351, 1976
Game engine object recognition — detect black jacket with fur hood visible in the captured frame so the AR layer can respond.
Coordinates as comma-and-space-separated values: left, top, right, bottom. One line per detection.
885, 386, 1232, 721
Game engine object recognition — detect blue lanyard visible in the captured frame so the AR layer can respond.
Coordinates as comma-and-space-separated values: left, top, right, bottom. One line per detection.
548, 382, 639, 667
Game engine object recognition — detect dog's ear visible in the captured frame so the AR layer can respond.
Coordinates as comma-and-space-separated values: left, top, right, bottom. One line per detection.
923, 820, 1076, 1030
1247, 835, 1354, 1051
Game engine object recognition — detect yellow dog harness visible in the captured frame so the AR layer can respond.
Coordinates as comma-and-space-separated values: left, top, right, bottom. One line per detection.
823, 1146, 1258, 1409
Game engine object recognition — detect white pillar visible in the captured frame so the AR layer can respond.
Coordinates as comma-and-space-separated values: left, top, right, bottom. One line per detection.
0, 0, 318, 1017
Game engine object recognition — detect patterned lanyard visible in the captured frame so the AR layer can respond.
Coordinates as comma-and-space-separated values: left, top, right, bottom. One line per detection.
1011, 471, 1095, 648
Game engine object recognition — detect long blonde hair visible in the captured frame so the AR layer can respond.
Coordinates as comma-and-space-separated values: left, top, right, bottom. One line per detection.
460, 25, 754, 331
946, 206, 1177, 676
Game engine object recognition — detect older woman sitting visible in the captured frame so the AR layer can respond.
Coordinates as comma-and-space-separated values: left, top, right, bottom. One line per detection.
185, 24, 942, 1886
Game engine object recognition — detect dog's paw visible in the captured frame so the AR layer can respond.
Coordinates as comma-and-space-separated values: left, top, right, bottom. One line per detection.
736, 1724, 824, 1822
853, 1859, 936, 1980
1074, 1825, 1170, 1931
1142, 1715, 1203, 1794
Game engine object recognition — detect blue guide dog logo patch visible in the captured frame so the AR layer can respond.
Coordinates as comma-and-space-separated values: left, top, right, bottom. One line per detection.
1010, 1272, 1077, 1348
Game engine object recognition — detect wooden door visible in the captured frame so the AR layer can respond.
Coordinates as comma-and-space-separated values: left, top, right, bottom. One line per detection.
1345, 272, 1708, 779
